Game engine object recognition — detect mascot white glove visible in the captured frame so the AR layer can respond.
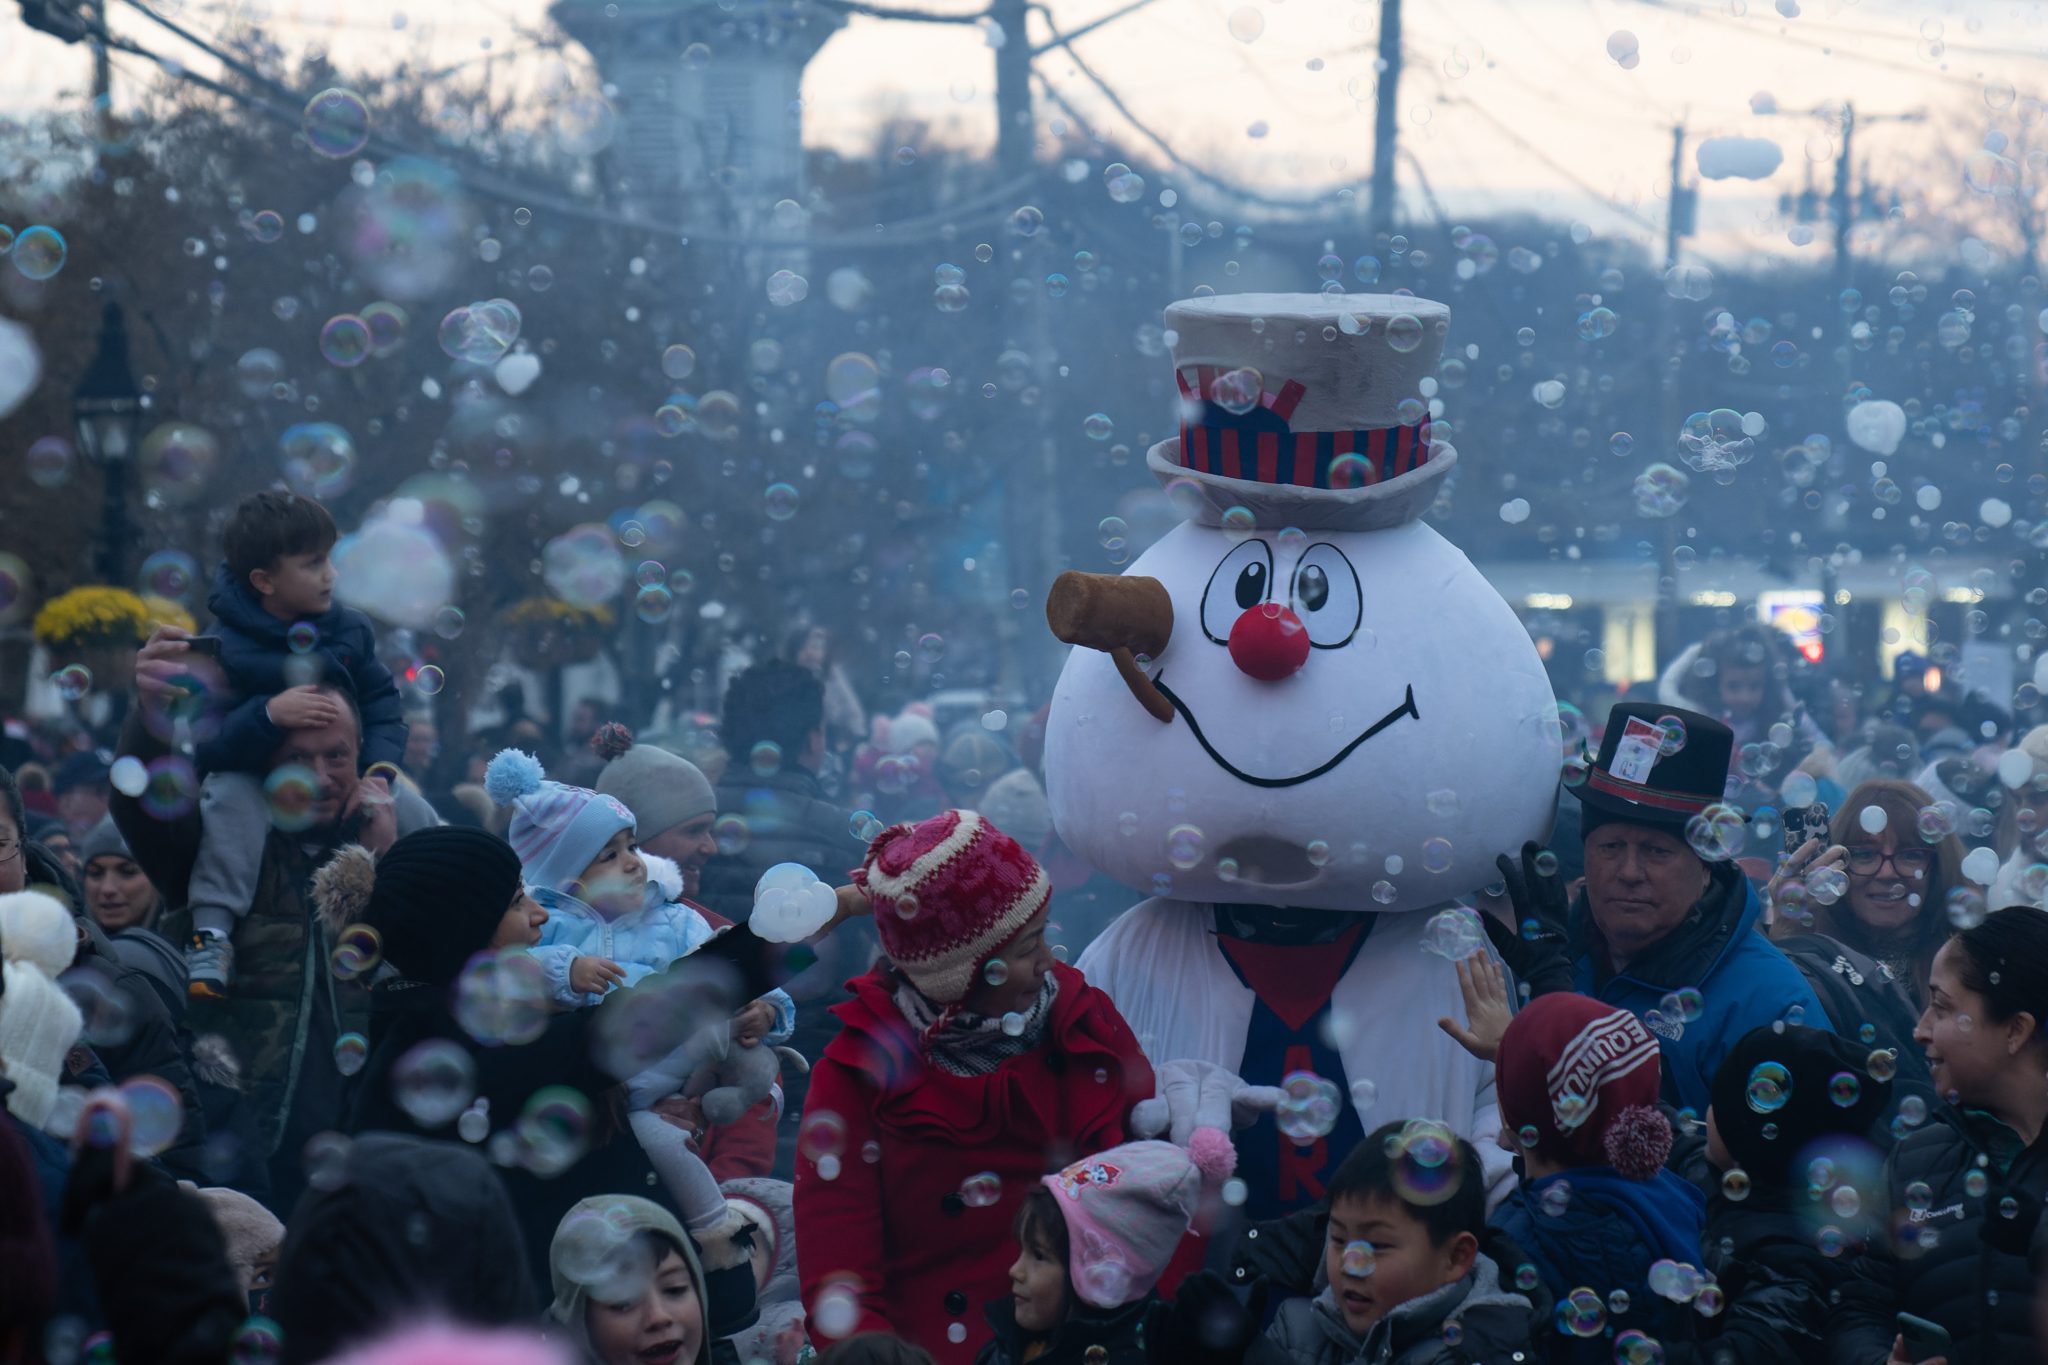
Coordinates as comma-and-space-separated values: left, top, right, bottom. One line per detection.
1131, 1059, 1286, 1147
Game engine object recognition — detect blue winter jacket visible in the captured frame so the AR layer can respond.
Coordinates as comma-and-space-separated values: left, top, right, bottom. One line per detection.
1490, 1167, 1707, 1365
1569, 865, 1830, 1116
531, 879, 797, 1035
196, 564, 407, 776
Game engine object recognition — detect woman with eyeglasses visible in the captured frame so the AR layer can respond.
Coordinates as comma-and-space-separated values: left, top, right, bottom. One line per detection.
1770, 779, 1964, 1008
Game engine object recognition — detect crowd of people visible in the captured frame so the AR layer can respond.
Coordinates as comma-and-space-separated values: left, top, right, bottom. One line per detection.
3, 486, 2048, 1365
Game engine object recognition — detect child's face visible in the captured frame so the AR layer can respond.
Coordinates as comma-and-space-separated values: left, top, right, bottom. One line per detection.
1009, 1224, 1067, 1335
254, 548, 336, 618
577, 828, 648, 915
962, 905, 1056, 1018
1324, 1194, 1475, 1337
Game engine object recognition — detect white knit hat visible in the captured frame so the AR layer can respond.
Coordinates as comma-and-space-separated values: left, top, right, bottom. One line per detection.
0, 891, 84, 1130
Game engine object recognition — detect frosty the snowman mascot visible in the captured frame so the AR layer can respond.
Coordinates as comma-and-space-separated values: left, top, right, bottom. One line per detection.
1049, 293, 1560, 1216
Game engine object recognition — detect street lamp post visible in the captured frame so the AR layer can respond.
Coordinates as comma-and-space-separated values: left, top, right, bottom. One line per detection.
72, 301, 143, 587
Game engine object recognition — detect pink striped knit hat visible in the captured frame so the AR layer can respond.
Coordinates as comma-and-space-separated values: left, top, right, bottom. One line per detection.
484, 749, 636, 895
853, 809, 1050, 1005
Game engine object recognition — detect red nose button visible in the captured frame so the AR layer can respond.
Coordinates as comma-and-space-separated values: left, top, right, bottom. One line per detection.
1228, 603, 1310, 681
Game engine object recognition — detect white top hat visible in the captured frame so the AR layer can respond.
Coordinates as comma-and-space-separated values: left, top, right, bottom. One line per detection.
1147, 292, 1455, 532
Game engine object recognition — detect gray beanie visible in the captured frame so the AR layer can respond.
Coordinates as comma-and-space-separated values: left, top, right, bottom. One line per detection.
78, 815, 132, 868
592, 724, 717, 841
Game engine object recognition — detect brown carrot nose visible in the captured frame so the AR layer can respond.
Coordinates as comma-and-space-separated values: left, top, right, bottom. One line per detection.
1046, 572, 1175, 723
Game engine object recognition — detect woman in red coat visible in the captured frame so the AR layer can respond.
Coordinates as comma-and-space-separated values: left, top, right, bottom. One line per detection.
794, 810, 1157, 1365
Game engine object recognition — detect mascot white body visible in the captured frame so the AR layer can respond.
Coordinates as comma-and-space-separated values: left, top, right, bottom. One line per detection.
1051, 294, 1560, 1212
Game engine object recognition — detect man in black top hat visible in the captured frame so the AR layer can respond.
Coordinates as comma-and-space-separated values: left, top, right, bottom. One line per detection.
1505, 701, 1830, 1116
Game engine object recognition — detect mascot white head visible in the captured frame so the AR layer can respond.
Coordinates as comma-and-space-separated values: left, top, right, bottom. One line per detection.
1044, 293, 1559, 912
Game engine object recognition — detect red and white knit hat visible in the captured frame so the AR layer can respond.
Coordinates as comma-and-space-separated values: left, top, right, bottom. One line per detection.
853, 809, 1050, 1005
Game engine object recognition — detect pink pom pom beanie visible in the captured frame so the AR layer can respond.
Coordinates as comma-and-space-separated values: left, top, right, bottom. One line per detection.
1041, 1128, 1236, 1309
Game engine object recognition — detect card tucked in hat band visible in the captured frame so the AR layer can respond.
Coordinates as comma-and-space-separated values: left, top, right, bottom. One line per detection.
1173, 365, 1432, 490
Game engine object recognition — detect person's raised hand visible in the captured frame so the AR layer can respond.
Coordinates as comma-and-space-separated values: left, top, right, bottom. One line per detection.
570, 956, 627, 996
1438, 951, 1513, 1062
133, 624, 224, 711
1764, 836, 1845, 926
265, 685, 343, 730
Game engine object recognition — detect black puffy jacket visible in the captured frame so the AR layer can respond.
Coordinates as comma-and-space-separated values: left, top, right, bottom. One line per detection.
1828, 1105, 2048, 1365
1699, 1187, 1851, 1365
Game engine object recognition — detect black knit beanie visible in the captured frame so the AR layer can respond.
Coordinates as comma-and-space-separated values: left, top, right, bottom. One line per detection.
1709, 1023, 1894, 1185
364, 827, 525, 986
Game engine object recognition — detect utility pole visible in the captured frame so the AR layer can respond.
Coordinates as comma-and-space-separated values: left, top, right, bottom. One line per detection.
1369, 0, 1402, 239
991, 0, 1059, 701
88, 0, 111, 145
1831, 103, 1855, 300
1653, 122, 1689, 670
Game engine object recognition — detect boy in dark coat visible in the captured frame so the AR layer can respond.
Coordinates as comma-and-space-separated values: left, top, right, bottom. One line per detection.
1699, 1024, 1894, 1365
184, 491, 406, 998
1486, 994, 1706, 1364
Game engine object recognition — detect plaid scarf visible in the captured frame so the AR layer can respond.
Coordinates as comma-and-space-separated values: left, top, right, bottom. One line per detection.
893, 971, 1060, 1077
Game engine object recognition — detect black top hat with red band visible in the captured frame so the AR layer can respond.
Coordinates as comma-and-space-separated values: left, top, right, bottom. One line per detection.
1571, 701, 1734, 834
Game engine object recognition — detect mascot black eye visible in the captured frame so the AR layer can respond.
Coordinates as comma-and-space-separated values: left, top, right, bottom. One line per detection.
1290, 543, 1362, 648
1201, 539, 1275, 645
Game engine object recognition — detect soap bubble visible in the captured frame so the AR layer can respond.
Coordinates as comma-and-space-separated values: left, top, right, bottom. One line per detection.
279, 423, 358, 498
52, 665, 92, 702
1633, 463, 1690, 516
766, 270, 809, 306
1210, 367, 1263, 415
453, 949, 551, 1046
319, 314, 372, 367
139, 422, 222, 506
139, 549, 200, 602
140, 756, 200, 821
1420, 907, 1486, 959
304, 88, 372, 157
328, 923, 383, 980
1227, 5, 1264, 41
1277, 1070, 1342, 1143
511, 1086, 593, 1176
330, 514, 454, 629
119, 1075, 185, 1157
1606, 29, 1640, 67
1166, 824, 1206, 870
1720, 1167, 1751, 1200
765, 483, 800, 521
334, 1031, 370, 1076
960, 1172, 1003, 1207
1745, 1061, 1792, 1113
1684, 803, 1745, 862
1338, 1240, 1375, 1277
26, 435, 73, 488
825, 353, 883, 423
263, 764, 320, 832
438, 298, 521, 364
1560, 1287, 1607, 1336
543, 524, 629, 608
11, 225, 67, 280
661, 344, 697, 380
1385, 314, 1425, 353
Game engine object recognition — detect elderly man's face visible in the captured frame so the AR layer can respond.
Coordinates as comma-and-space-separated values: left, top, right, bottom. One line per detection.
1584, 821, 1713, 969
273, 710, 361, 827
